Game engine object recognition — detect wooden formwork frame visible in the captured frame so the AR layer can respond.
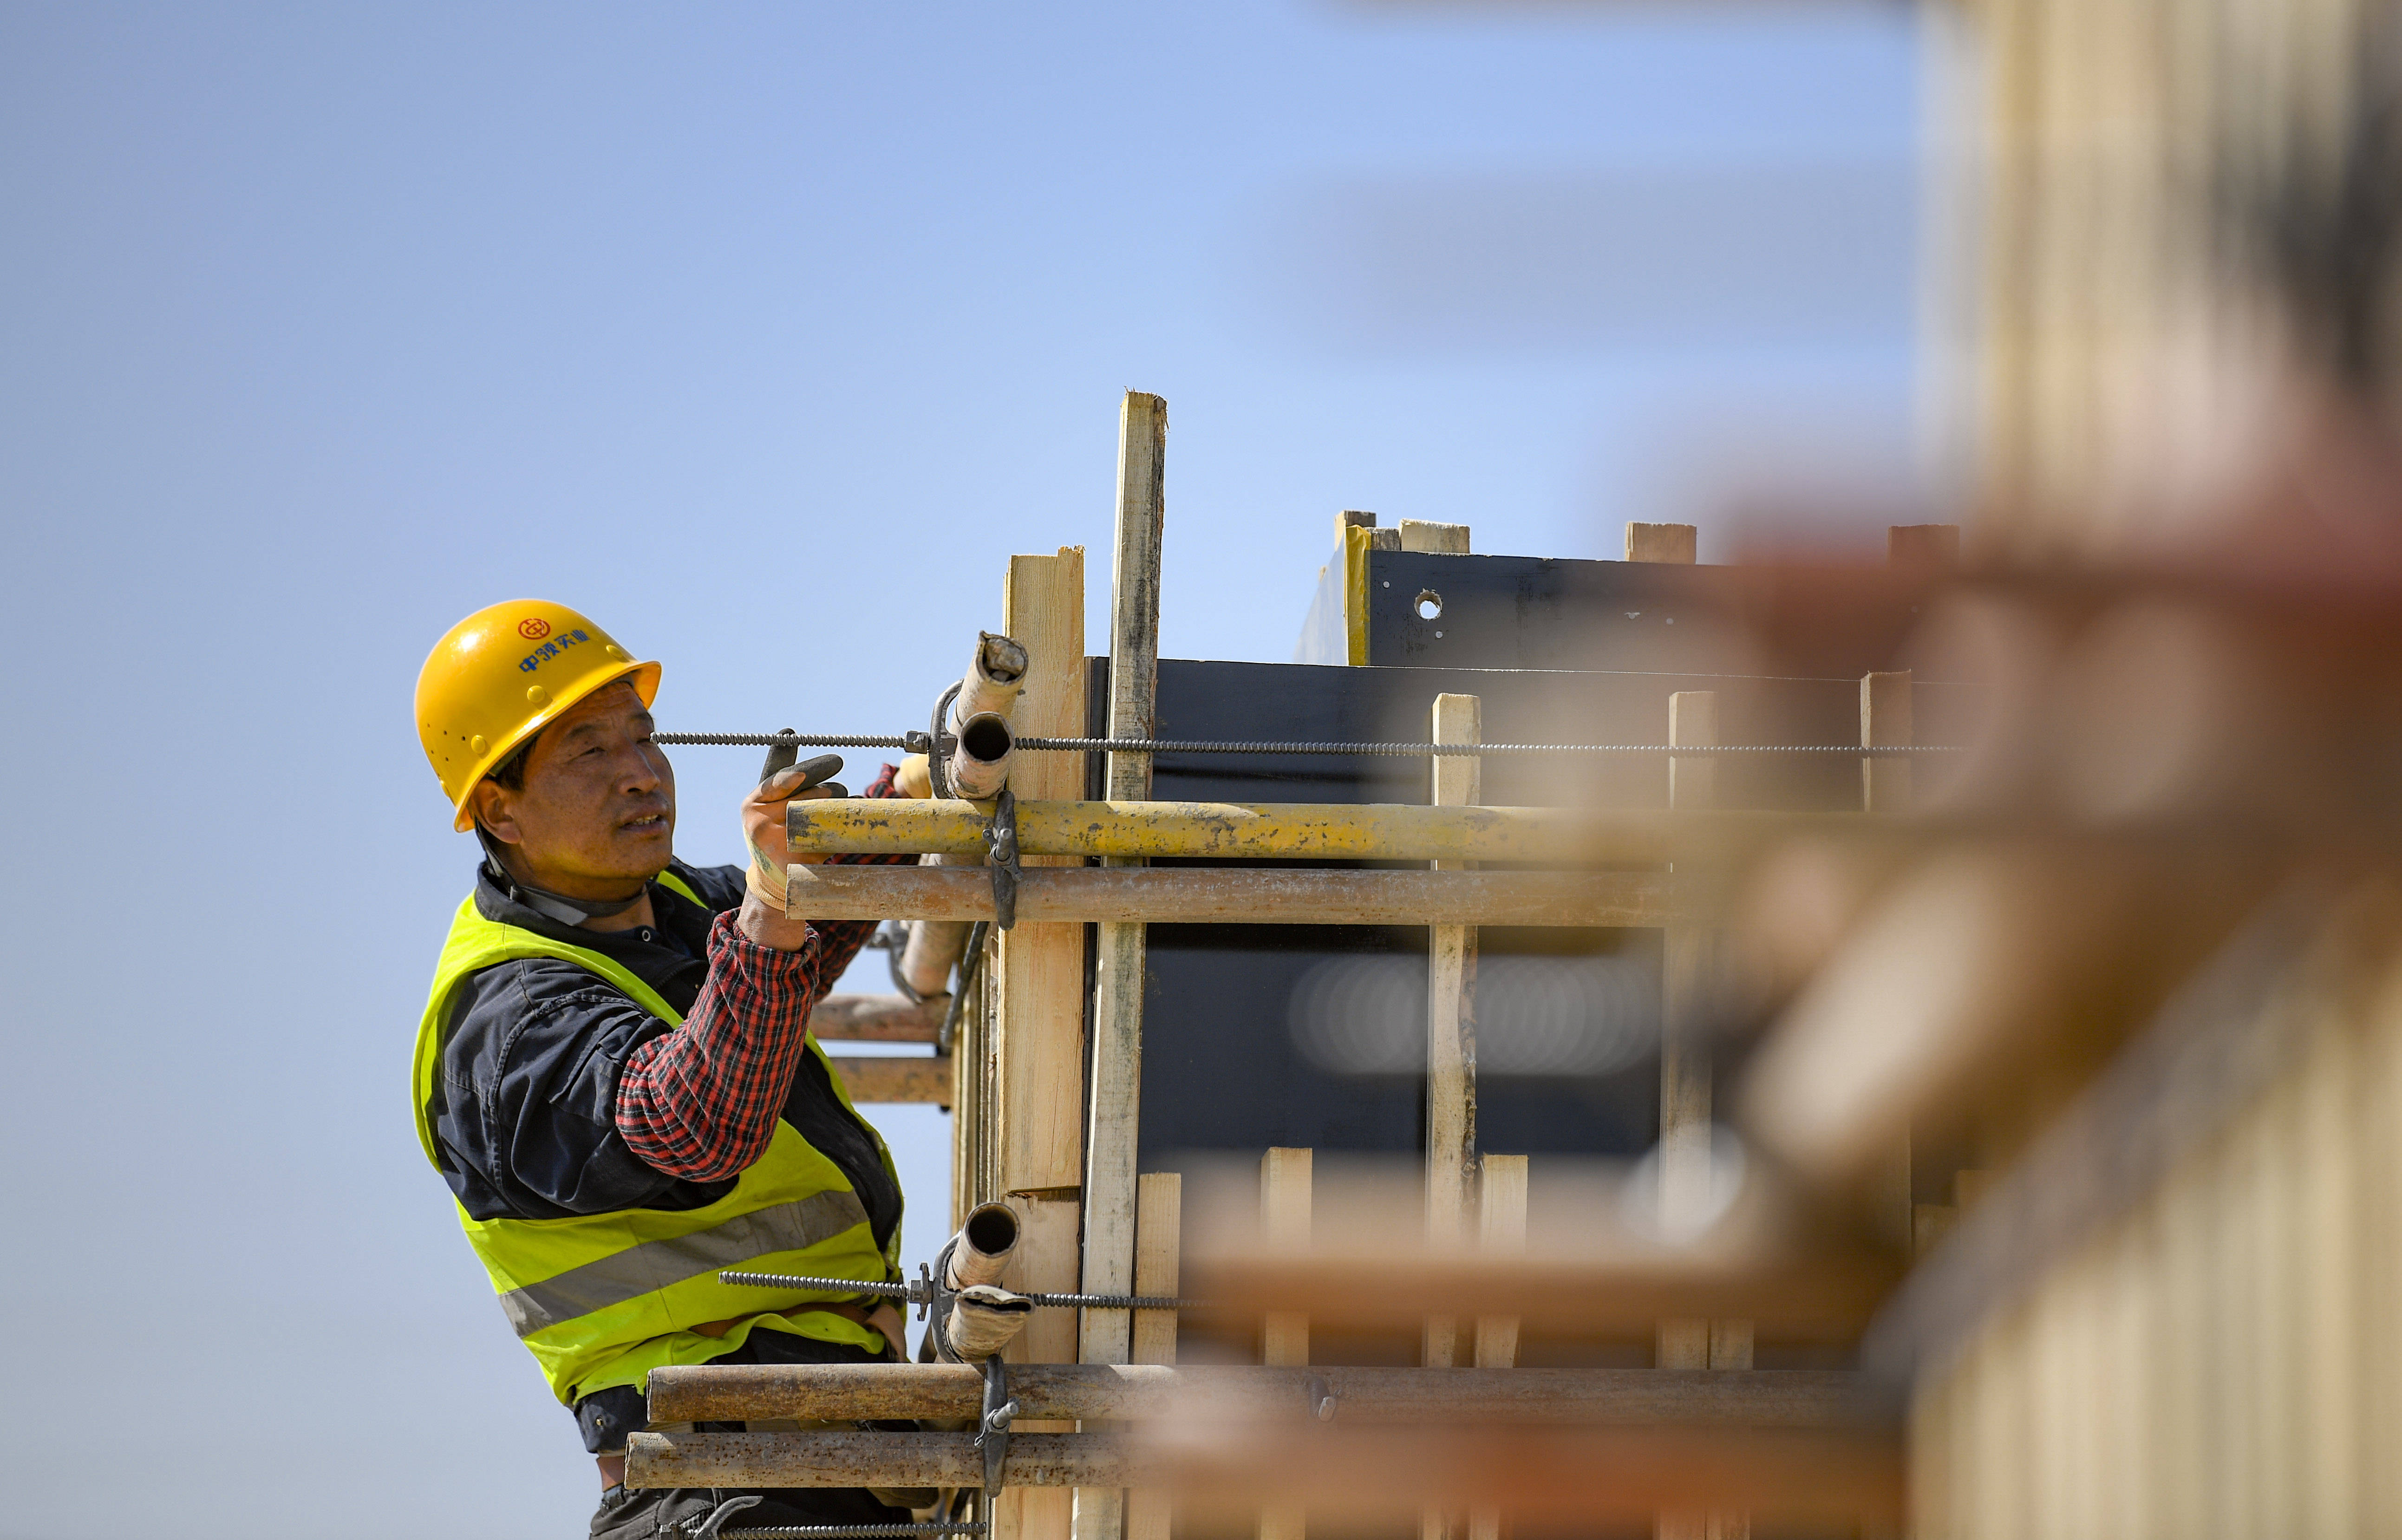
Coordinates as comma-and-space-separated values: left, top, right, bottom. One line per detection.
629, 400, 1963, 1539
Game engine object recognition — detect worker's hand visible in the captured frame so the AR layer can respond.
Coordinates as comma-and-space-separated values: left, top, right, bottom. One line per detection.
939, 1284, 1035, 1362
742, 759, 844, 924
894, 753, 931, 799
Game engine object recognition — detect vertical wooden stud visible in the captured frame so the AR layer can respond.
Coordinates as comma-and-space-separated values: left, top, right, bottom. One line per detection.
1131, 1173, 1182, 1367
1260, 1147, 1312, 1367
1626, 522, 1698, 564
1467, 1154, 1528, 1540
1658, 690, 1735, 1540
1259, 1148, 1312, 1540
1660, 689, 1719, 1369
1083, 391, 1166, 1367
1472, 1153, 1528, 1368
992, 548, 1087, 1540
1125, 1173, 1182, 1540
1863, 670, 1914, 813
995, 548, 1090, 1201
1076, 392, 1166, 1540
1662, 682, 1720, 1540
1425, 693, 1481, 1371
1422, 696, 1480, 1540
997, 1194, 1084, 1540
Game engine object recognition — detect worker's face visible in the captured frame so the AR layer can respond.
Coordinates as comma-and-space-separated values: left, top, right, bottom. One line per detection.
470, 680, 677, 897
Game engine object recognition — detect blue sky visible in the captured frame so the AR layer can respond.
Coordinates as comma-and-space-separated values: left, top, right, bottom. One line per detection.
0, 5, 1924, 1534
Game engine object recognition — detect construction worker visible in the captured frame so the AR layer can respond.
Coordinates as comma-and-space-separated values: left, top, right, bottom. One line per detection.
411, 600, 931, 1538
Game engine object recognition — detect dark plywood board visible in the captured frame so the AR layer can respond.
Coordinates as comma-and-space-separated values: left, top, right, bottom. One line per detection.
1363, 549, 1949, 681
1089, 656, 1974, 1167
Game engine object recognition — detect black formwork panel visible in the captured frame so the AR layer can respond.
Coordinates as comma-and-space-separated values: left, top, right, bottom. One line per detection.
1362, 548, 1949, 679
1090, 658, 1971, 1169
1104, 658, 1883, 1390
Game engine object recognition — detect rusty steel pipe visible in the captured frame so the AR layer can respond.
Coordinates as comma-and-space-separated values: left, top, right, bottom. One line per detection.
782, 865, 1672, 927
627, 1429, 1129, 1490
642, 1363, 1888, 1428
624, 1426, 1901, 1526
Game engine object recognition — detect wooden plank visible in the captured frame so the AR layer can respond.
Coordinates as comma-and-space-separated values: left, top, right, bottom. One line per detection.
1474, 1156, 1529, 1371
1862, 670, 1913, 814
1007, 1193, 1085, 1370
789, 797, 1680, 865
1105, 392, 1167, 799
1425, 693, 1481, 1373
1127, 1174, 1183, 1540
1261, 1148, 1312, 1540
1626, 523, 1698, 564
1083, 392, 1167, 1391
827, 1054, 951, 1104
994, 547, 1087, 1540
811, 993, 946, 1041
643, 1363, 1892, 1428
1398, 519, 1471, 554
1469, 1154, 1527, 1540
624, 1425, 1904, 1523
996, 548, 1088, 1199
1261, 1148, 1314, 1368
1659, 691, 1718, 1373
784, 865, 1671, 927
1179, 1249, 1901, 1340
1132, 1173, 1183, 1367
1078, 392, 1168, 1540
1663, 689, 1746, 1540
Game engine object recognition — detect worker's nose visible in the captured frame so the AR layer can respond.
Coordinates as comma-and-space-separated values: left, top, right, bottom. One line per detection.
618, 743, 666, 795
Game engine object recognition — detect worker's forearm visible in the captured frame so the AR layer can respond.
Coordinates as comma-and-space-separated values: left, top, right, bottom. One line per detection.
615, 911, 825, 1181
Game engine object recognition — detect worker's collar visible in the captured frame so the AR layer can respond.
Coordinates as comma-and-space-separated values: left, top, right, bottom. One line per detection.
473, 825, 649, 928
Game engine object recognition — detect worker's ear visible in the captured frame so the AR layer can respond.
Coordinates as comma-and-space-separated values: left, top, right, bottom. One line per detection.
469, 779, 523, 846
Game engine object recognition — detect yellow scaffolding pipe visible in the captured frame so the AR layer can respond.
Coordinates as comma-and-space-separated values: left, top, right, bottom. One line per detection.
787, 797, 1674, 864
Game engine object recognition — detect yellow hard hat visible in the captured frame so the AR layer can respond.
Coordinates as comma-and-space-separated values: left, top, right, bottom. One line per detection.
416, 600, 662, 831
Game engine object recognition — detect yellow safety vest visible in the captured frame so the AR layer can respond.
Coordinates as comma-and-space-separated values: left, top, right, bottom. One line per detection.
411, 869, 902, 1404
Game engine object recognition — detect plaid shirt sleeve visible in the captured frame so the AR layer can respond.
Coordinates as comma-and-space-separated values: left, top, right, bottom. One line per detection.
614, 763, 916, 1181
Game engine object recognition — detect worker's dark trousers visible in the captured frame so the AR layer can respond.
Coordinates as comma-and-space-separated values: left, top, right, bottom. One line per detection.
593, 1484, 908, 1538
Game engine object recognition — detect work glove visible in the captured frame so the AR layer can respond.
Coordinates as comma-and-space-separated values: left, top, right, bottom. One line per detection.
744, 740, 846, 912
940, 1283, 1036, 1363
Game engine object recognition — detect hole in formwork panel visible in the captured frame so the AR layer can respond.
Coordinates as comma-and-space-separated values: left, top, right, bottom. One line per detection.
957, 712, 1013, 763
1416, 590, 1443, 620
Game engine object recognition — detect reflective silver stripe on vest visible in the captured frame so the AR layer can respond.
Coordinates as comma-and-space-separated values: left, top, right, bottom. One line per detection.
498, 1189, 874, 1338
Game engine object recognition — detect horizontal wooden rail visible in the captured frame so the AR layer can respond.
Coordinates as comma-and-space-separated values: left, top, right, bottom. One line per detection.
644, 1363, 1887, 1427
825, 1054, 949, 1103
625, 1425, 1902, 1525
811, 994, 944, 1042
629, 1429, 1118, 1489
790, 798, 1674, 864
1175, 1250, 1901, 1336
783, 866, 1670, 927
